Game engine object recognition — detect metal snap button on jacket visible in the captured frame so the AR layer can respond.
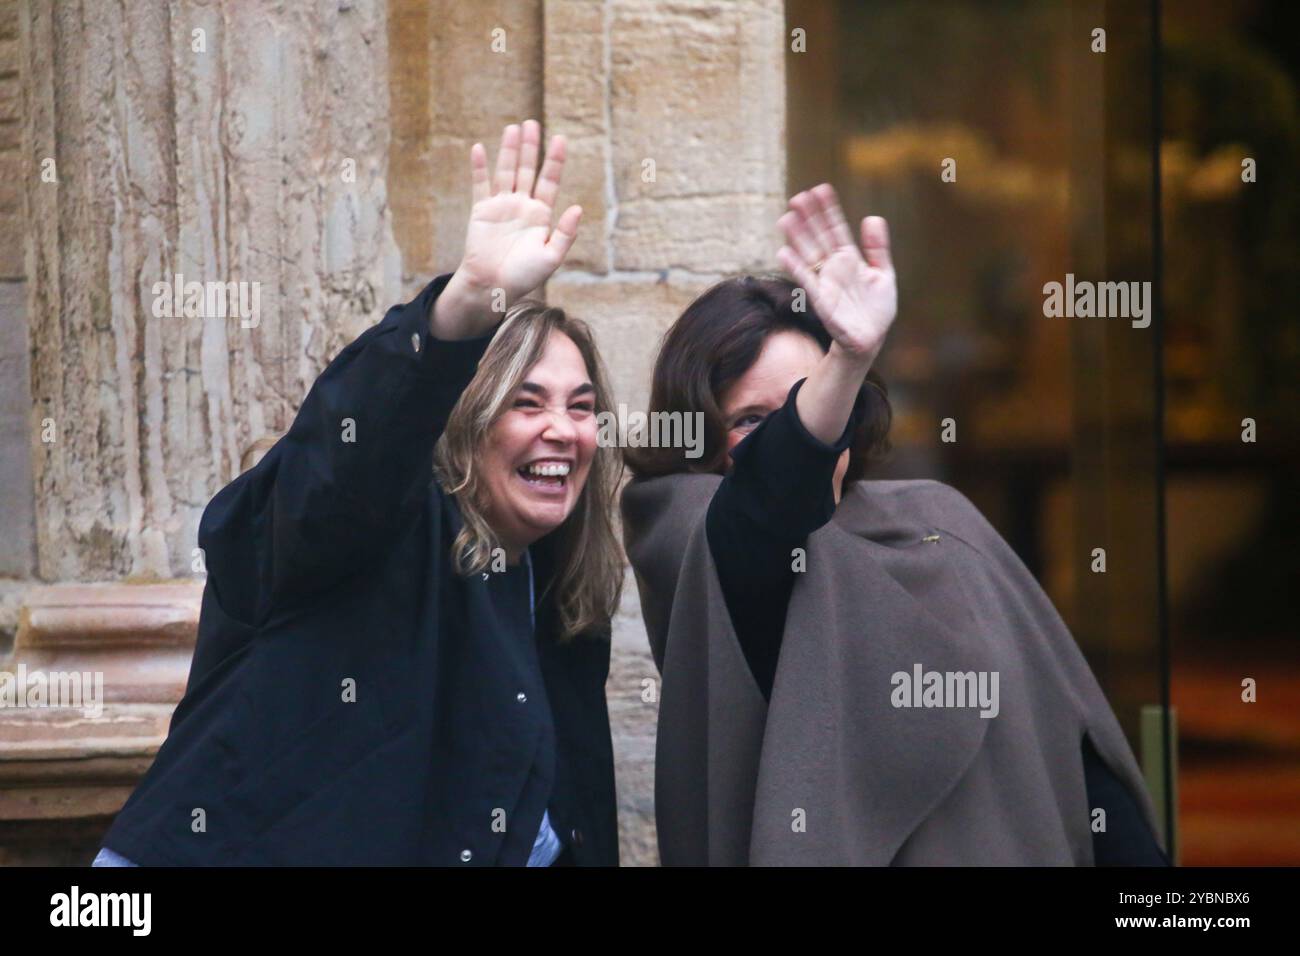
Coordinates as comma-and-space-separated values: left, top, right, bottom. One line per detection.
459, 849, 472, 862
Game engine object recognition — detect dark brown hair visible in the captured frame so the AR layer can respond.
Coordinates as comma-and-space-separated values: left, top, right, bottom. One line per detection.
624, 273, 892, 482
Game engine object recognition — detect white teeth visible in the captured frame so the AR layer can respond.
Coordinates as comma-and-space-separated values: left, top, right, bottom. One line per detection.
522, 461, 570, 478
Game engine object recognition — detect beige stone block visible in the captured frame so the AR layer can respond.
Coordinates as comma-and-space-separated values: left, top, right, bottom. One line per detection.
546, 271, 715, 415
614, 193, 785, 273
543, 0, 605, 136
388, 0, 436, 278
428, 0, 542, 135
424, 2, 544, 271
607, 0, 786, 271
429, 134, 478, 272
544, 0, 608, 273
553, 133, 608, 273
0, 583, 198, 842
14, 582, 201, 653
609, 0, 784, 198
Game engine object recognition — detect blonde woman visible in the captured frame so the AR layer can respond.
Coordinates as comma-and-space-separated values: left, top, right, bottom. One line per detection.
95, 120, 623, 866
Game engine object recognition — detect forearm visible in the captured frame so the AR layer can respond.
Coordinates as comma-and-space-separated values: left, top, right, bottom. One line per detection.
794, 342, 874, 446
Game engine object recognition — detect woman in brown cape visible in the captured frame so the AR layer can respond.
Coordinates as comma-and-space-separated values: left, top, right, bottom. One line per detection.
620, 184, 1170, 867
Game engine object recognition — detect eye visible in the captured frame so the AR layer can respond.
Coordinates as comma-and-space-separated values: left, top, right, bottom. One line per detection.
732, 413, 764, 430
569, 401, 595, 416
514, 397, 542, 410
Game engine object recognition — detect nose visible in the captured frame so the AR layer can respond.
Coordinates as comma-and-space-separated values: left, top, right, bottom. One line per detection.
541, 407, 578, 444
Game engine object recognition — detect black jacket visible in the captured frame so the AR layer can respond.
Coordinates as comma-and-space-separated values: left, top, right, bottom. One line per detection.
101, 273, 619, 866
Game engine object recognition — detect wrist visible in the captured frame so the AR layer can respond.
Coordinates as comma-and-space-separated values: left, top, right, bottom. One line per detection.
449, 265, 497, 300
826, 340, 878, 378
431, 269, 499, 339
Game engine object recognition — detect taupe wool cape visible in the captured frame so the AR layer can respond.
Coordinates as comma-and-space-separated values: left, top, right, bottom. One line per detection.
621, 473, 1164, 866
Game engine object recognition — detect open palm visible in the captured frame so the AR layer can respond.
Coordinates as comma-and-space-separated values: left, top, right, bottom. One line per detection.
456, 121, 582, 304
776, 184, 897, 365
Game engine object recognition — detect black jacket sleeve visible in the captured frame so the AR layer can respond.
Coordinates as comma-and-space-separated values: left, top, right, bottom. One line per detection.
705, 377, 862, 700
197, 272, 495, 626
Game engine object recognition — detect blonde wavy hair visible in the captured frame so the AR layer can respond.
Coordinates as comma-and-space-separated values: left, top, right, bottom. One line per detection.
433, 300, 624, 640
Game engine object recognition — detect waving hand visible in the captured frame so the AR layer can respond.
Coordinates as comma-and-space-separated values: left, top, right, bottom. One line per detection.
434, 120, 582, 338
776, 184, 896, 368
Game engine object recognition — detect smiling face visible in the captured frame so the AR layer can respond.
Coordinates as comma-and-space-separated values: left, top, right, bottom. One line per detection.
478, 330, 599, 561
719, 329, 851, 502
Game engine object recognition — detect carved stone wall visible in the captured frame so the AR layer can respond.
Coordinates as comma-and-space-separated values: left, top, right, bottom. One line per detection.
0, 0, 787, 867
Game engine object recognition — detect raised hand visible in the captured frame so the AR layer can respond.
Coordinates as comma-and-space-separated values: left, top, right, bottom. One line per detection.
776, 184, 897, 368
433, 120, 582, 338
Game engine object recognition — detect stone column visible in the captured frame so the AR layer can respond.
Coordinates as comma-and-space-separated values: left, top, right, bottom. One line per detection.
3, 0, 399, 863
24, 0, 400, 583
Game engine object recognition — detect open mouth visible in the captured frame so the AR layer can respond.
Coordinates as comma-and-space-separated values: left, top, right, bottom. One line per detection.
516, 459, 571, 492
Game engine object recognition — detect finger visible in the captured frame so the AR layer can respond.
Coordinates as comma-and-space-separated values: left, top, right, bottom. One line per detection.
470, 143, 490, 204
515, 119, 541, 196
493, 123, 521, 195
813, 183, 854, 248
861, 215, 893, 271
532, 134, 566, 210
545, 204, 583, 263
805, 184, 845, 254
777, 245, 819, 302
789, 190, 835, 259
779, 205, 824, 267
